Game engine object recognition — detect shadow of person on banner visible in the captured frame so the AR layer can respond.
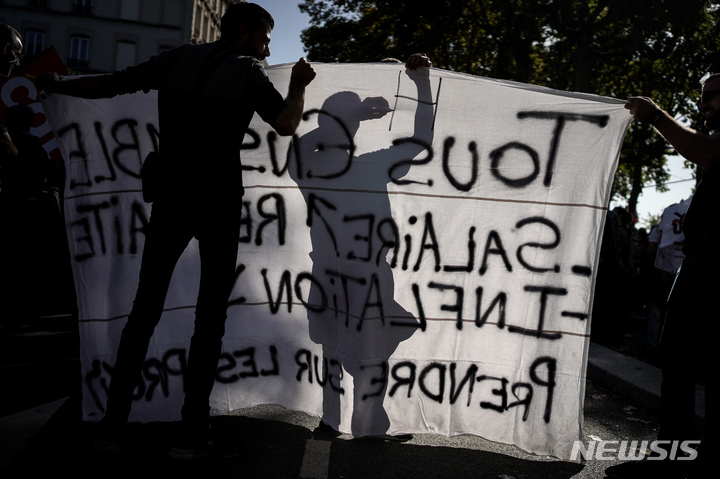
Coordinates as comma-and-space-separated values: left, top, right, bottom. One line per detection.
289, 55, 434, 438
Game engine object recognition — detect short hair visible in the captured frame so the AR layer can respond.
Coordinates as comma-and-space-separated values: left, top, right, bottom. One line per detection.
0, 24, 21, 47
703, 73, 720, 86
6, 104, 35, 132
221, 2, 274, 42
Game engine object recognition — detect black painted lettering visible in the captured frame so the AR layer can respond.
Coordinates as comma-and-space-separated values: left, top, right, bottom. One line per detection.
515, 216, 561, 273
227, 264, 247, 307
360, 362, 387, 400
314, 354, 328, 386
413, 212, 441, 272
358, 273, 384, 330
419, 362, 446, 403
110, 119, 143, 178
474, 287, 507, 329
75, 200, 112, 255
307, 193, 339, 257
516, 111, 609, 187
428, 281, 464, 329
261, 345, 280, 377
163, 348, 187, 381
376, 217, 400, 267
476, 375, 508, 413
128, 200, 148, 254
239, 128, 262, 172
444, 226, 476, 273
295, 272, 328, 313
256, 193, 286, 246
93, 121, 118, 183
389, 361, 416, 398
266, 130, 293, 177
146, 122, 160, 153
216, 352, 238, 383
479, 230, 512, 275
302, 109, 355, 179
405, 283, 428, 331
70, 216, 94, 261
529, 356, 556, 423
295, 348, 313, 383
325, 269, 365, 326
442, 137, 478, 192
508, 285, 567, 340
112, 198, 124, 255
489, 141, 540, 188
388, 137, 433, 186
449, 363, 478, 406
215, 345, 278, 383
239, 201, 253, 243
142, 358, 168, 400
261, 269, 293, 314
508, 382, 533, 421
328, 357, 344, 393
56, 122, 91, 189
233, 347, 260, 378
344, 214, 374, 262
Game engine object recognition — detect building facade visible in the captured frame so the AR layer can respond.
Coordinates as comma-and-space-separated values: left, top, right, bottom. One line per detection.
1, 0, 237, 73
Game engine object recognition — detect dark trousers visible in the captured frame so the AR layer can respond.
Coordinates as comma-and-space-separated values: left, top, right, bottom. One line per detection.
659, 259, 712, 450
103, 199, 240, 430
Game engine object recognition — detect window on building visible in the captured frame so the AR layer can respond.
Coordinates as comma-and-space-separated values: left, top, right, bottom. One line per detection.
115, 41, 136, 70
68, 35, 90, 68
72, 0, 94, 15
202, 14, 209, 42
24, 30, 46, 58
193, 5, 202, 41
120, 0, 140, 21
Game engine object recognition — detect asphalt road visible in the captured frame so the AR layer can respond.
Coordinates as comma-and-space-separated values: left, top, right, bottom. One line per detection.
1, 316, 661, 478
0, 378, 660, 478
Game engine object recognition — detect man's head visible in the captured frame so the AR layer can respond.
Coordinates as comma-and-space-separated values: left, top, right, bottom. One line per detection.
1, 24, 23, 78
221, 2, 274, 61
698, 73, 720, 130
6, 104, 35, 133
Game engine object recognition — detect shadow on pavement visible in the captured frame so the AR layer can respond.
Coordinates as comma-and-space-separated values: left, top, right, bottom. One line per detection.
2, 394, 586, 479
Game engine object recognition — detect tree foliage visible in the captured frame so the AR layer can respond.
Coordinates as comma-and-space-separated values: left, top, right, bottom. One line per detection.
299, 0, 720, 220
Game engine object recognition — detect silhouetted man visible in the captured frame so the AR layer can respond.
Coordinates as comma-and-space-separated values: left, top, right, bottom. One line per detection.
605, 76, 720, 479
39, 2, 315, 459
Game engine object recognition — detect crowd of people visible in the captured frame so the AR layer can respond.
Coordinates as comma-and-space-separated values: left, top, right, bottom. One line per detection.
591, 201, 686, 361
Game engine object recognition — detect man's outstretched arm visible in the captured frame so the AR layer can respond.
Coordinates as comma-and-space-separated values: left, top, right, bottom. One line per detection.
272, 58, 316, 136
37, 72, 118, 99
625, 96, 720, 169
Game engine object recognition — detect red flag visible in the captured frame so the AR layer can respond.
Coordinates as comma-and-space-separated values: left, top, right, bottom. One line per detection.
0, 46, 68, 163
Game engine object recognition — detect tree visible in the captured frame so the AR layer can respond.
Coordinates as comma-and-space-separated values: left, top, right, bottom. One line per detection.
538, 1, 718, 216
298, 0, 720, 220
299, 0, 547, 81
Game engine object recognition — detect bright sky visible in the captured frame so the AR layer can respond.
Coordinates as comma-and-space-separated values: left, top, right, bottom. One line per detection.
619, 155, 696, 228
257, 1, 696, 227
258, 1, 311, 66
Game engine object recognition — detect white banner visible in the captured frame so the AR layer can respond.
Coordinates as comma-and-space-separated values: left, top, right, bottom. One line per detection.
43, 63, 630, 461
